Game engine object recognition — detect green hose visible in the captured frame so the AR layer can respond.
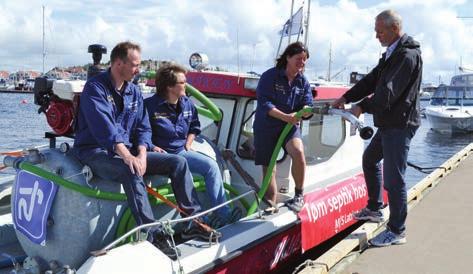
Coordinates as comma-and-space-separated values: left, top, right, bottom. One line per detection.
246, 108, 313, 216
19, 161, 171, 202
17, 162, 248, 241
186, 84, 223, 122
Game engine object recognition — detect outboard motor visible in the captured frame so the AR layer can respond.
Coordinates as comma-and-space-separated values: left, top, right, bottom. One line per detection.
87, 44, 107, 80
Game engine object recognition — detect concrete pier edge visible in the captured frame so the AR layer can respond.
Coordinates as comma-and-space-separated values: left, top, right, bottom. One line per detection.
295, 143, 473, 274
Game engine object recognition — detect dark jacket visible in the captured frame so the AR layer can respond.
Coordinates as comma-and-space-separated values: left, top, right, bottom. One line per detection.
74, 70, 152, 159
144, 94, 201, 154
254, 67, 313, 132
343, 34, 423, 128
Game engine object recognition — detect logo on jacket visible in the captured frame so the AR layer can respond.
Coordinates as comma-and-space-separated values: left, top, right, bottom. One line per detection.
152, 112, 170, 120
127, 101, 138, 112
274, 83, 286, 94
182, 110, 192, 118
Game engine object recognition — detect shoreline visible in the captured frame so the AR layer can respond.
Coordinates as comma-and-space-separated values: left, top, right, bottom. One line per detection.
0, 89, 33, 94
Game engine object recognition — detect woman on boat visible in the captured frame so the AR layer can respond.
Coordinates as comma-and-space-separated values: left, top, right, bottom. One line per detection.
253, 41, 313, 213
144, 63, 238, 226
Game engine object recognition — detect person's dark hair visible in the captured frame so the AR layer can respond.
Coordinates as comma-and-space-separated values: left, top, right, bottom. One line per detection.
275, 41, 309, 69
110, 41, 141, 64
155, 63, 188, 96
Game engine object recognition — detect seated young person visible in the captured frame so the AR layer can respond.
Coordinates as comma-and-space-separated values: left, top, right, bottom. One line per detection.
144, 63, 240, 226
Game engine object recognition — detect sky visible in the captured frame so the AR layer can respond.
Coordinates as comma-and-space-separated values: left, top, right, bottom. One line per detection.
1, 0, 473, 85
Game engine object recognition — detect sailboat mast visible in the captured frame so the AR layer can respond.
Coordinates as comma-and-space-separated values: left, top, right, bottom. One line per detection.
42, 5, 45, 75
287, 0, 294, 44
327, 43, 332, 81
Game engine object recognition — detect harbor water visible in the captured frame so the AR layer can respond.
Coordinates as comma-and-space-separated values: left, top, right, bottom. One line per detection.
1, 93, 472, 187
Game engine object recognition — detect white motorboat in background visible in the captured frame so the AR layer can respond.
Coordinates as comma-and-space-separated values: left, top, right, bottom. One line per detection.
419, 83, 437, 101
425, 85, 473, 133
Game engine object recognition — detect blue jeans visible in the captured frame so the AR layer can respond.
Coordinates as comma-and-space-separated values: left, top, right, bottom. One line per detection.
177, 150, 230, 217
80, 150, 202, 240
362, 126, 418, 235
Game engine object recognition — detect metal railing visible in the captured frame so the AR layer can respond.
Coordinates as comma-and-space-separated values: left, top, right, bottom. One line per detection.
91, 189, 262, 256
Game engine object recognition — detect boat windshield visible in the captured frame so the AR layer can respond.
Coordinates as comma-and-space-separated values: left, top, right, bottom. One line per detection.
430, 86, 473, 106
237, 100, 346, 165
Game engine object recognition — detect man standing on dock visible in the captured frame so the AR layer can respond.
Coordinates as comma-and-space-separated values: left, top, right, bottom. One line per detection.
332, 10, 422, 247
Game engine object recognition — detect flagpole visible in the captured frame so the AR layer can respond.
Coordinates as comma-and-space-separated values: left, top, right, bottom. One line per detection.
304, 0, 311, 46
327, 42, 332, 81
237, 26, 240, 84
287, 0, 294, 45
42, 5, 45, 75
296, 0, 304, 42
275, 32, 284, 60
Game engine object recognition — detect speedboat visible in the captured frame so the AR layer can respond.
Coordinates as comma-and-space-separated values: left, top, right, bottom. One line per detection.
425, 85, 473, 133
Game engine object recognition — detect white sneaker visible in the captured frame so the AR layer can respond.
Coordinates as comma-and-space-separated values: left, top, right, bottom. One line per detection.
370, 229, 407, 247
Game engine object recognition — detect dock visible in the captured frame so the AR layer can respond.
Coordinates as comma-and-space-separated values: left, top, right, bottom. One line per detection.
296, 143, 473, 274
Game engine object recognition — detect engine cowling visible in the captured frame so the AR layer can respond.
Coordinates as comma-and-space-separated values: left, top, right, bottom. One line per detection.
34, 78, 85, 136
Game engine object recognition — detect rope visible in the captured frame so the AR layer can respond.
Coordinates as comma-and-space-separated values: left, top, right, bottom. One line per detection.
146, 185, 218, 235
163, 221, 185, 274
407, 161, 447, 174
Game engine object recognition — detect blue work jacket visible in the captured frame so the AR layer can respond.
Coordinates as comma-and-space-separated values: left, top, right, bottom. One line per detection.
74, 70, 152, 158
253, 67, 313, 133
144, 93, 201, 154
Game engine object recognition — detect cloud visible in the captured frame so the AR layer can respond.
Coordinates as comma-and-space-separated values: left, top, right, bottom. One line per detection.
0, 0, 472, 84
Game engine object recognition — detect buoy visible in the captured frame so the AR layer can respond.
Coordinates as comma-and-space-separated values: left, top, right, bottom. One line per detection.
20, 99, 28, 104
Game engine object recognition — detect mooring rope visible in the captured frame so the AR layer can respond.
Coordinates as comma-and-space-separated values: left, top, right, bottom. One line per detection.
407, 161, 447, 174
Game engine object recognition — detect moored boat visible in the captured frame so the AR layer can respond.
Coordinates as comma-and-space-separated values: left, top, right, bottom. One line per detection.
0, 57, 378, 273
425, 85, 473, 134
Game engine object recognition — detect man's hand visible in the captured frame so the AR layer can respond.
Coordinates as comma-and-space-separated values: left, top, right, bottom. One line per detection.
115, 143, 146, 177
331, 97, 346, 109
152, 146, 167, 153
122, 154, 141, 176
135, 147, 147, 177
349, 105, 363, 118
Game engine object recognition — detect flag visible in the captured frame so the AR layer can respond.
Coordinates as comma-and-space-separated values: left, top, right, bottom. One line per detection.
278, 7, 304, 37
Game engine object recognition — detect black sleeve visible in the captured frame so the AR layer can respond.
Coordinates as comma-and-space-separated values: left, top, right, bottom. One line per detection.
359, 52, 417, 113
342, 64, 380, 104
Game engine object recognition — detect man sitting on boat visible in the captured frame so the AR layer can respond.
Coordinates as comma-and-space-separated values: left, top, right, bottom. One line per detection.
144, 63, 241, 228
73, 41, 220, 260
